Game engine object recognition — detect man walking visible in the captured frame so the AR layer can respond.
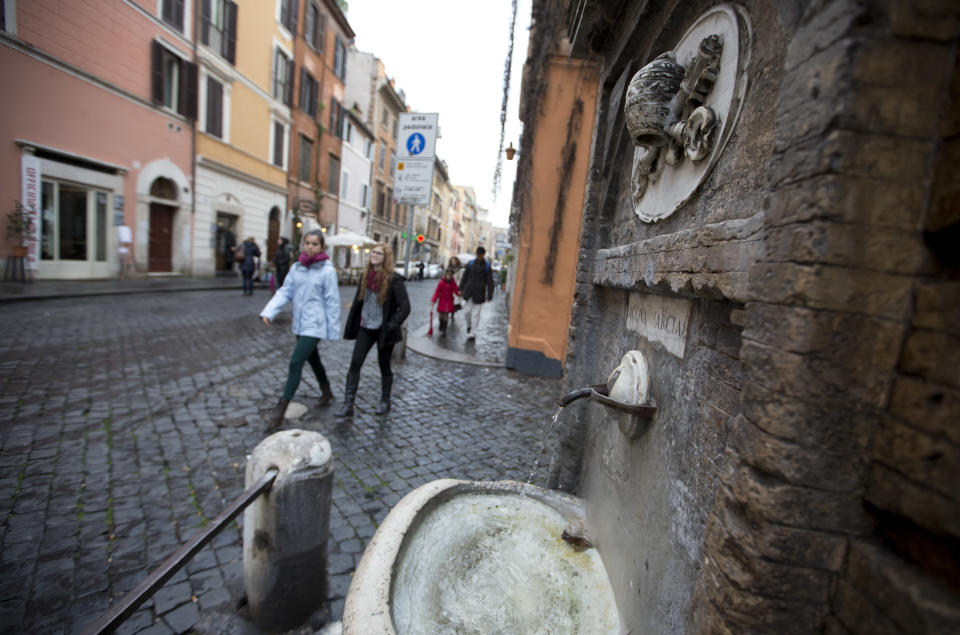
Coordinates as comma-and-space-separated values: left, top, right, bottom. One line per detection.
459, 246, 495, 341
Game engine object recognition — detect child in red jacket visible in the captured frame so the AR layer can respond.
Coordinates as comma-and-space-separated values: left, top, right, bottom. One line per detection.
430, 268, 461, 336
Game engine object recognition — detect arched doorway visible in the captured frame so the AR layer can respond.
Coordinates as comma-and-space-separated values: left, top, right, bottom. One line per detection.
148, 178, 177, 272
267, 206, 281, 261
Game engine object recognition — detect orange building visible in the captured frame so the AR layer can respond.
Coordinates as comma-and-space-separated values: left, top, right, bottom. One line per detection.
506, 56, 600, 378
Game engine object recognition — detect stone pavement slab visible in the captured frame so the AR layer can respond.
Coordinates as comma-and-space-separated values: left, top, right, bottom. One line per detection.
0, 279, 562, 633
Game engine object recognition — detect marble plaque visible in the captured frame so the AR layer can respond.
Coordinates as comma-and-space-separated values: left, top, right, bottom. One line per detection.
626, 293, 693, 358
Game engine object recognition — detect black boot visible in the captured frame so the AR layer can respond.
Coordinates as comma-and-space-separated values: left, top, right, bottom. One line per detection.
317, 381, 335, 407
335, 372, 359, 418
375, 375, 393, 415
267, 398, 290, 431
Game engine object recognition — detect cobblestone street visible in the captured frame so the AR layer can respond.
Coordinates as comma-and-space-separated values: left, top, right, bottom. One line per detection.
0, 279, 561, 634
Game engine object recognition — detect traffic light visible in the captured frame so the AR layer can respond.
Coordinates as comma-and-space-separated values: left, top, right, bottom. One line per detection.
416, 234, 425, 243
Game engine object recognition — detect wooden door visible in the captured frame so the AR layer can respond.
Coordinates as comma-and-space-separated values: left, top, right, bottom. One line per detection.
149, 203, 173, 272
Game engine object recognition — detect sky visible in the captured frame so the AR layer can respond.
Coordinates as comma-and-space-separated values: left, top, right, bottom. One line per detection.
343, 0, 532, 228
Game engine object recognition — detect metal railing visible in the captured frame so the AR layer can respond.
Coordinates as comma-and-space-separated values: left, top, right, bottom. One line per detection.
81, 468, 279, 635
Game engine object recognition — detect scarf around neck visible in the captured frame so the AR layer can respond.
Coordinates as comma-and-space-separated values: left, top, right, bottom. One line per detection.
298, 251, 329, 267
366, 268, 384, 292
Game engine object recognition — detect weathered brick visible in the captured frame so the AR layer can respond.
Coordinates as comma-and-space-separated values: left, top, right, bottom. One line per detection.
928, 136, 960, 232
765, 176, 926, 230
741, 380, 876, 450
713, 492, 847, 571
900, 330, 960, 387
697, 554, 827, 632
888, 376, 960, 445
871, 415, 959, 502
845, 540, 960, 632
704, 513, 833, 603
731, 414, 865, 493
912, 281, 960, 333
741, 340, 893, 407
748, 262, 912, 320
784, 0, 865, 71
832, 579, 902, 635
721, 452, 873, 534
889, 0, 960, 40
777, 40, 855, 144
764, 221, 929, 273
865, 463, 960, 538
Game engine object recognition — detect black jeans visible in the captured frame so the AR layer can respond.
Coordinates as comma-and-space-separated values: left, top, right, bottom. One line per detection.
242, 270, 254, 294
348, 327, 394, 378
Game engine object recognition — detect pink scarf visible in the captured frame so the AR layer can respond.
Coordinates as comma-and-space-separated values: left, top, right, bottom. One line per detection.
298, 252, 329, 267
366, 268, 382, 292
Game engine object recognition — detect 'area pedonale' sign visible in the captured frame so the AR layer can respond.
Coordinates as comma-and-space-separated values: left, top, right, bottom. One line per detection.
626, 292, 692, 358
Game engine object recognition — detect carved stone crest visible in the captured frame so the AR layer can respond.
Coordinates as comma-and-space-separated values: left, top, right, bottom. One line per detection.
623, 5, 750, 223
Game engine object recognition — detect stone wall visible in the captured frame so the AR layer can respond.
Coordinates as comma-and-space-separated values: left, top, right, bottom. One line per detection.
550, 0, 960, 632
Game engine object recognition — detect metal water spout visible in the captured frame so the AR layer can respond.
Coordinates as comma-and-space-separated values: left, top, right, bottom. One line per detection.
556, 351, 657, 438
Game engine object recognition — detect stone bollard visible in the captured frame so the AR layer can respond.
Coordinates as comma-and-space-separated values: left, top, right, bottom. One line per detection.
243, 429, 334, 630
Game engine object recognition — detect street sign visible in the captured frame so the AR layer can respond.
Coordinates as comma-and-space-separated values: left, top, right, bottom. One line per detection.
394, 158, 434, 205
396, 113, 438, 159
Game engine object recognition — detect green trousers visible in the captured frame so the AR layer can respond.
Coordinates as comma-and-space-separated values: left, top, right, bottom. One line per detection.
282, 336, 329, 400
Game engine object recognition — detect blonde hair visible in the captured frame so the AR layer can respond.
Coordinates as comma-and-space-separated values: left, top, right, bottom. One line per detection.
363, 242, 395, 304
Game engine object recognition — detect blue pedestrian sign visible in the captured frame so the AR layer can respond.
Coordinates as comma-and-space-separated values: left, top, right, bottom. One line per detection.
396, 113, 438, 160
406, 133, 426, 155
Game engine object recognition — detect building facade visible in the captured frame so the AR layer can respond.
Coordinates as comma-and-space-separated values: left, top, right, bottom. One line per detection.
336, 107, 374, 237
1, 0, 197, 278
514, 1, 960, 633
345, 49, 409, 255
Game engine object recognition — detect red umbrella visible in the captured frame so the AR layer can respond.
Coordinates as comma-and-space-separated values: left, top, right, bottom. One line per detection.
428, 309, 434, 336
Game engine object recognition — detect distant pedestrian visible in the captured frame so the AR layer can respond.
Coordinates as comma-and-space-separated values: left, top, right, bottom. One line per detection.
417, 261, 425, 281
273, 236, 292, 288
447, 255, 462, 274
430, 267, 461, 336
237, 236, 261, 296
223, 228, 237, 271
260, 230, 340, 430
337, 242, 410, 417
459, 246, 495, 341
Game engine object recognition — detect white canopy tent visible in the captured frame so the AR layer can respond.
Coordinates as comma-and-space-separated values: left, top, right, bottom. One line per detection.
325, 230, 376, 248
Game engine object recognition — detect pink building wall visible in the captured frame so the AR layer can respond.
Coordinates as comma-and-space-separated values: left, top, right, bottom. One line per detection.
1, 1, 195, 273
16, 0, 193, 99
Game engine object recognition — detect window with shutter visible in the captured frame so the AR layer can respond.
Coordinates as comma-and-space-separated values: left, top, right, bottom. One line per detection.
298, 135, 313, 183
162, 0, 185, 31
334, 36, 347, 80
206, 76, 223, 138
273, 121, 285, 167
280, 0, 297, 33
328, 155, 340, 197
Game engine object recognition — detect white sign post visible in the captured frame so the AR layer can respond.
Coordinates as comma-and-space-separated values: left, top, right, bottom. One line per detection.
394, 113, 438, 207
395, 113, 439, 275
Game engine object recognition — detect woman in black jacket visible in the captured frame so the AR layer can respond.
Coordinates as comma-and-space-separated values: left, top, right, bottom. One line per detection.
336, 242, 410, 417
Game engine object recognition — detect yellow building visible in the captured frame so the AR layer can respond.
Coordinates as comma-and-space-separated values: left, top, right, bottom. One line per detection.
193, 0, 292, 275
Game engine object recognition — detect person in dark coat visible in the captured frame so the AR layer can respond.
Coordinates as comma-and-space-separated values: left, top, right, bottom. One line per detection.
273, 236, 292, 288
223, 228, 237, 271
459, 246, 495, 341
337, 242, 410, 417
237, 236, 261, 295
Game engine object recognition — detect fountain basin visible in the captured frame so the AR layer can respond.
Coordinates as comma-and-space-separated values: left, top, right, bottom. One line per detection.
343, 479, 621, 634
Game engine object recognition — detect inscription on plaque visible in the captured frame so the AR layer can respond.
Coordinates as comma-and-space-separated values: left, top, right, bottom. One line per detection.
626, 293, 693, 358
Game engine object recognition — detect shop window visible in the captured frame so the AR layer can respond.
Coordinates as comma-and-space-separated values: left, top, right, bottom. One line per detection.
40, 180, 108, 262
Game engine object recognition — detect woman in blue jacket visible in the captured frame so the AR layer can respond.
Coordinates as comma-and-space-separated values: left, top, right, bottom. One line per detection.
336, 242, 410, 417
260, 230, 341, 429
